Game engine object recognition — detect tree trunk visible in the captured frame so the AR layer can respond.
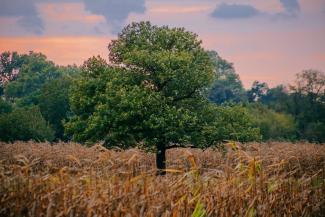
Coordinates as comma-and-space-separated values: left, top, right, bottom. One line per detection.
156, 142, 166, 175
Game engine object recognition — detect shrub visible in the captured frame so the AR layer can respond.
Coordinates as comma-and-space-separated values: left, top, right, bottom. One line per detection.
248, 104, 296, 141
0, 106, 54, 142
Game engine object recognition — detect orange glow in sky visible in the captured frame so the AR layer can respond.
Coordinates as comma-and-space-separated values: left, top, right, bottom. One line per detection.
0, 36, 110, 66
0, 0, 324, 88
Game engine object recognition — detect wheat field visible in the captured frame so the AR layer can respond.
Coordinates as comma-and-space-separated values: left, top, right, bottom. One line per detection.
0, 141, 324, 217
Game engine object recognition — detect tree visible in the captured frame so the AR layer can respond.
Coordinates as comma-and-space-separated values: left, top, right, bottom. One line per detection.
3, 52, 60, 106
208, 51, 246, 104
0, 98, 12, 114
247, 81, 269, 102
66, 22, 260, 174
290, 70, 325, 99
200, 105, 261, 143
38, 76, 73, 140
260, 85, 291, 112
0, 52, 79, 141
0, 51, 26, 95
288, 70, 325, 142
0, 106, 54, 142
248, 104, 296, 141
0, 52, 80, 140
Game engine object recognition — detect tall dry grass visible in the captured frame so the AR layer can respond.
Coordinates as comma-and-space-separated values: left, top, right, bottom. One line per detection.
0, 141, 324, 216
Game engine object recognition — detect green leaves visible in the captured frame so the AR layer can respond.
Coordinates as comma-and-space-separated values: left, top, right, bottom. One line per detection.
3, 52, 60, 104
248, 104, 296, 141
38, 76, 72, 139
66, 22, 218, 148
66, 22, 260, 149
192, 200, 206, 217
208, 51, 247, 104
0, 51, 81, 142
0, 106, 54, 142
109, 21, 215, 100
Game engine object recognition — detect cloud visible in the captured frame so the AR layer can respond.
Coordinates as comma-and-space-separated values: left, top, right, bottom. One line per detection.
149, 5, 210, 14
211, 3, 261, 19
0, 0, 146, 35
210, 1, 302, 21
279, 0, 300, 13
0, 0, 44, 34
275, 0, 300, 18
82, 0, 146, 33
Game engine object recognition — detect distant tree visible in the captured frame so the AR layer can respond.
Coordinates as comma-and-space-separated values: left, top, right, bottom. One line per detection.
247, 81, 269, 102
208, 51, 246, 104
57, 64, 81, 78
1, 51, 80, 140
3, 52, 60, 105
38, 76, 73, 140
0, 51, 26, 95
290, 69, 325, 104
0, 106, 54, 142
0, 98, 12, 115
248, 104, 296, 141
66, 22, 260, 174
260, 85, 291, 112
201, 105, 260, 143
303, 122, 325, 142
288, 70, 325, 142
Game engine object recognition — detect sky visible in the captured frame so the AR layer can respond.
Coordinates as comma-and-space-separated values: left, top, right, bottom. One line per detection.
0, 0, 325, 88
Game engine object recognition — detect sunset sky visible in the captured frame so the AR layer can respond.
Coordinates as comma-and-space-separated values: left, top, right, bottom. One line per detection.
1, 0, 325, 88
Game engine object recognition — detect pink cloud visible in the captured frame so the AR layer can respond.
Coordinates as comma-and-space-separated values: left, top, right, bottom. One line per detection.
149, 5, 210, 14
39, 3, 105, 25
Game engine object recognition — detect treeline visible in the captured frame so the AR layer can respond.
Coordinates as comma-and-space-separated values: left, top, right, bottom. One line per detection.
0, 52, 78, 142
0, 22, 324, 145
207, 51, 325, 142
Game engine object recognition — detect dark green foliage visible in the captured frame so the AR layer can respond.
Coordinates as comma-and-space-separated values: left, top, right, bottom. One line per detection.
0, 106, 54, 142
108, 22, 214, 101
199, 105, 261, 145
248, 104, 296, 141
0, 98, 12, 114
0, 51, 80, 141
0, 51, 26, 95
66, 22, 260, 151
38, 76, 73, 140
304, 122, 325, 142
208, 51, 246, 104
260, 85, 291, 112
253, 70, 325, 142
247, 81, 269, 102
289, 70, 325, 142
214, 105, 261, 142
3, 52, 60, 105
65, 53, 215, 148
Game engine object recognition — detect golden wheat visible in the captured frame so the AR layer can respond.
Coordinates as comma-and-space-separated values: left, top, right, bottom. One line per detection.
0, 141, 324, 216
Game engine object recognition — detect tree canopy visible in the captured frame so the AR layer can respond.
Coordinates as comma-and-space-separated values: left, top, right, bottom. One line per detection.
247, 70, 325, 142
65, 22, 260, 173
208, 51, 246, 104
1, 22, 324, 174
0, 106, 54, 142
66, 22, 216, 147
0, 51, 80, 141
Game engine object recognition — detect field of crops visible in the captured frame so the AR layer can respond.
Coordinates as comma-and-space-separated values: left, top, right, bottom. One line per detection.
0, 142, 324, 217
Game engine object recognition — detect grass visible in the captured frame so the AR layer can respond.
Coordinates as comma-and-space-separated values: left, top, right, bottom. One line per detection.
0, 141, 324, 216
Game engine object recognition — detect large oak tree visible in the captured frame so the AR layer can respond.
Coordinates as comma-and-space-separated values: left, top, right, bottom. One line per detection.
65, 22, 260, 174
